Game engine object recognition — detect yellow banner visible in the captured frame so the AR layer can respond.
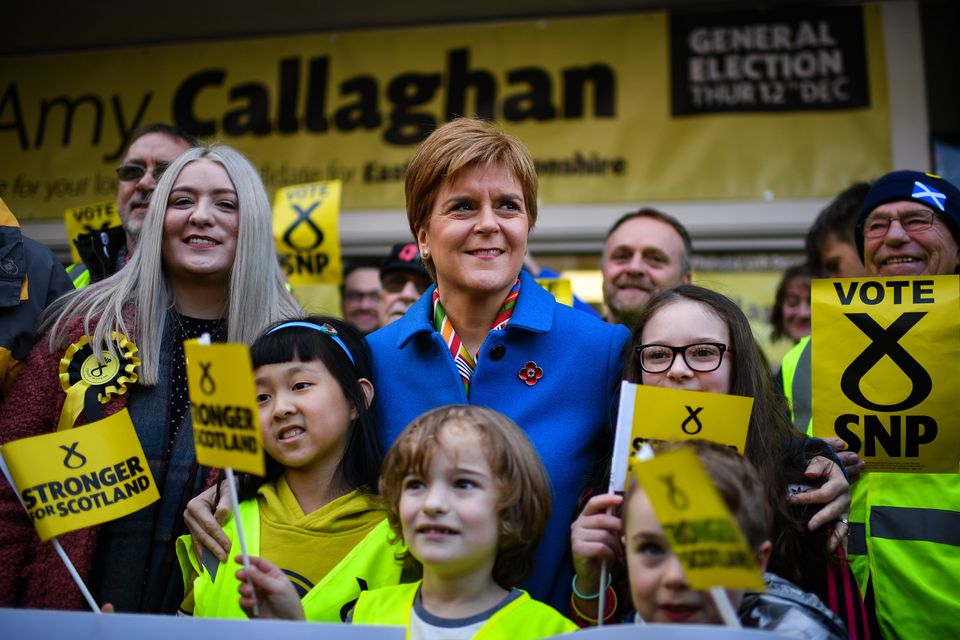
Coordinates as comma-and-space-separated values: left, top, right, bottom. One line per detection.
535, 277, 574, 307
632, 448, 765, 590
184, 341, 264, 475
630, 384, 753, 456
0, 410, 159, 542
62, 200, 120, 263
0, 8, 890, 220
273, 181, 343, 286
812, 276, 960, 473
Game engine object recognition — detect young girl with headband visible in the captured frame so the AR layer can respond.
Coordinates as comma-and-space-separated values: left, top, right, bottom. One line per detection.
176, 316, 405, 620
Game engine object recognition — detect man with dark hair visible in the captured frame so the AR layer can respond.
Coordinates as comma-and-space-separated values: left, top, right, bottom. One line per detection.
601, 208, 693, 326
340, 260, 382, 335
781, 183, 872, 434
804, 182, 871, 278
68, 124, 198, 287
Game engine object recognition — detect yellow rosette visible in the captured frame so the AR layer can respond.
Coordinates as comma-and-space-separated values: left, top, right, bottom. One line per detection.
57, 332, 140, 431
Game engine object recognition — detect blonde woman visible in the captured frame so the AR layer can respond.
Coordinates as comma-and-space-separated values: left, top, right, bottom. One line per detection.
0, 145, 300, 612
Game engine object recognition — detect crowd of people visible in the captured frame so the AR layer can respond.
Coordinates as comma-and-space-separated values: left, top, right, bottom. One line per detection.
0, 117, 957, 640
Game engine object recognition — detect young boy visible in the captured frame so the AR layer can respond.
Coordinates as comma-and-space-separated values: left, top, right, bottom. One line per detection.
239, 405, 575, 639
624, 440, 847, 638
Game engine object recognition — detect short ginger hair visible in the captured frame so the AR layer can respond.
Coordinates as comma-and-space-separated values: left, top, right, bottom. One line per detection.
403, 118, 538, 278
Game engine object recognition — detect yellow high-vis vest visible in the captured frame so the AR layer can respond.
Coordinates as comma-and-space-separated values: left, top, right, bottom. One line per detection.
351, 581, 577, 640
780, 336, 812, 434
66, 262, 91, 289
782, 337, 960, 637
847, 473, 960, 639
176, 498, 404, 621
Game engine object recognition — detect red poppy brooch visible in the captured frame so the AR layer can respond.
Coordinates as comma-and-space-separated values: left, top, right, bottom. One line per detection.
518, 361, 543, 386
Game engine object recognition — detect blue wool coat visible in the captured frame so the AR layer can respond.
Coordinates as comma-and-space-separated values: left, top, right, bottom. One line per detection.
367, 271, 630, 610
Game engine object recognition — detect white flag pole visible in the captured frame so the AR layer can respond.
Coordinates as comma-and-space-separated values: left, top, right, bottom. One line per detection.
224, 467, 258, 617
596, 383, 642, 626
709, 586, 742, 628
52, 538, 101, 613
195, 333, 258, 617
0, 451, 101, 613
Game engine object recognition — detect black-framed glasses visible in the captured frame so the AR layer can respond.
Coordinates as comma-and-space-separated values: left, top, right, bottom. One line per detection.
116, 163, 169, 182
635, 342, 729, 373
382, 271, 432, 295
858, 210, 939, 238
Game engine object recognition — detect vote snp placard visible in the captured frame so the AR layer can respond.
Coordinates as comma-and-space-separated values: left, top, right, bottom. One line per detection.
63, 200, 120, 264
0, 409, 159, 542
632, 447, 765, 591
273, 180, 342, 287
184, 341, 265, 476
609, 382, 753, 491
812, 276, 960, 473
534, 278, 574, 307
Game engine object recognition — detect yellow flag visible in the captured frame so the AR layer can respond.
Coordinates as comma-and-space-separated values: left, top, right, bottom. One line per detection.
629, 384, 753, 457
632, 448, 765, 591
273, 181, 342, 287
535, 278, 574, 307
63, 200, 120, 264
185, 341, 265, 475
0, 410, 159, 542
812, 276, 960, 473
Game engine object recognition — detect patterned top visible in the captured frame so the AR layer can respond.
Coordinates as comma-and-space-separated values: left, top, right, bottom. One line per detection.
432, 280, 521, 395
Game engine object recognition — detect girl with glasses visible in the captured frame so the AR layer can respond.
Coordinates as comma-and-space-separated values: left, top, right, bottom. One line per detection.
571, 285, 871, 636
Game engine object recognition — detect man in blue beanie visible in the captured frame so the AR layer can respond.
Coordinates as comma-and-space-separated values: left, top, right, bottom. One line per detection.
847, 169, 960, 639
855, 170, 960, 276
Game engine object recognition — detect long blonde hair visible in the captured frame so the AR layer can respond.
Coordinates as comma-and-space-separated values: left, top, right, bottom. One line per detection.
41, 145, 301, 384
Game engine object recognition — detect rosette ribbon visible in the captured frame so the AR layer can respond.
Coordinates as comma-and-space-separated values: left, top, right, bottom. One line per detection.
57, 332, 140, 431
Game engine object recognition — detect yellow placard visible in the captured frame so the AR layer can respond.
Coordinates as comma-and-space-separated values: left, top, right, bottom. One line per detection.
630, 384, 753, 456
63, 200, 121, 264
811, 276, 960, 473
535, 278, 574, 307
273, 181, 343, 287
0, 409, 159, 542
632, 448, 764, 590
184, 341, 264, 475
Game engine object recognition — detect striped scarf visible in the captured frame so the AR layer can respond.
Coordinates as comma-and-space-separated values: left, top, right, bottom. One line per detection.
432, 279, 521, 395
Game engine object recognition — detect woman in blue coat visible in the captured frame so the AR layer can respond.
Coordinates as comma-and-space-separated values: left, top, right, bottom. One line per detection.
366, 118, 630, 610
183, 119, 628, 612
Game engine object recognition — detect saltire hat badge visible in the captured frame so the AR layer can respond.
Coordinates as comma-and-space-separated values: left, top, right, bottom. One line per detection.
912, 180, 947, 212
58, 332, 140, 431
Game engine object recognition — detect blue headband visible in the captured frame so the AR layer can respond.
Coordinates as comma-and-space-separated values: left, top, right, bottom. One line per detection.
266, 321, 355, 364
